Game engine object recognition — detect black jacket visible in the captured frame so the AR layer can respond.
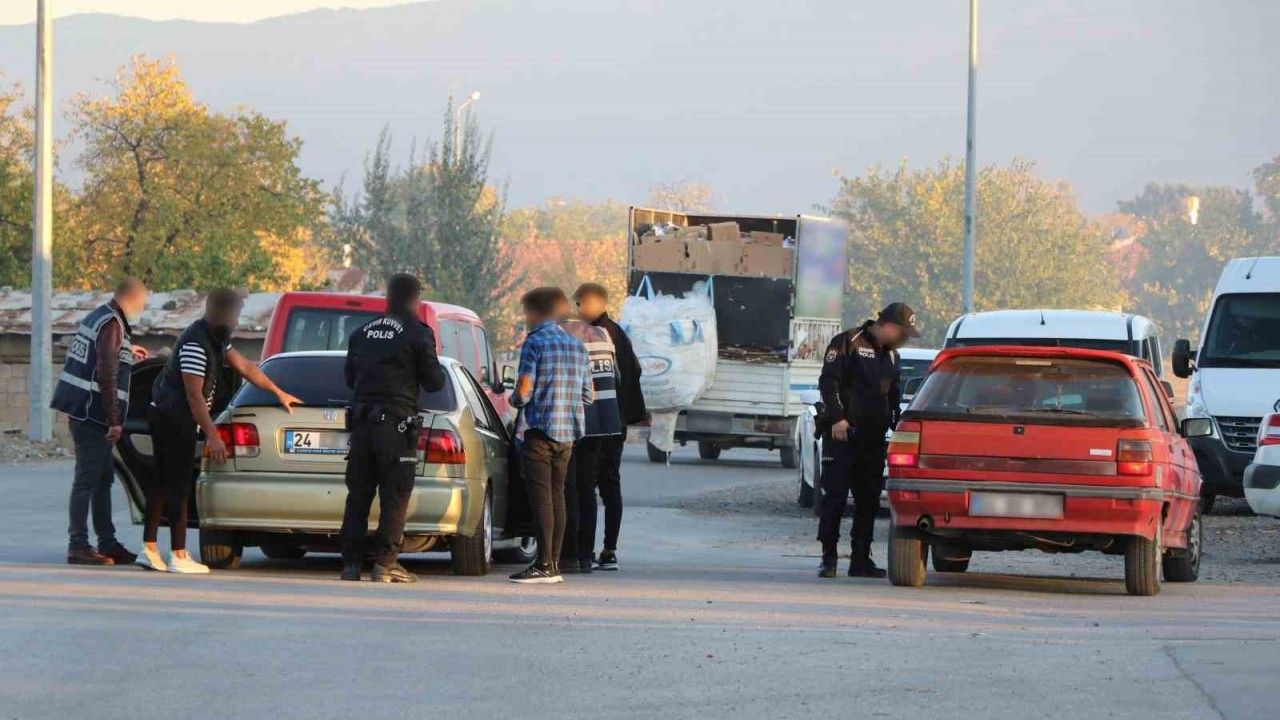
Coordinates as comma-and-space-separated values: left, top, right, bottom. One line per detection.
344, 313, 445, 417
151, 318, 229, 423
817, 321, 901, 441
592, 313, 646, 426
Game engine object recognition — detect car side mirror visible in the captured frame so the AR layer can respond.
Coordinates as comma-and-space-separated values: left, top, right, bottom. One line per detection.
1181, 417, 1213, 438
1171, 339, 1196, 379
1160, 380, 1175, 400
500, 364, 516, 392
902, 377, 925, 400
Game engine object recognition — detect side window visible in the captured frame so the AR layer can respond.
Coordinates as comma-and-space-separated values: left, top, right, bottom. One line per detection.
455, 368, 493, 432
1150, 335, 1164, 377
474, 324, 494, 384
461, 368, 504, 435
439, 319, 479, 376
1139, 369, 1173, 432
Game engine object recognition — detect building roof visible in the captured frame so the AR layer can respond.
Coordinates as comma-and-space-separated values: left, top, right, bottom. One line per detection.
0, 289, 280, 339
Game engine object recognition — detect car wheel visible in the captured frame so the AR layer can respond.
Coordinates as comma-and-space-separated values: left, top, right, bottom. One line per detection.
930, 542, 971, 573
779, 446, 798, 469
888, 526, 927, 587
1162, 506, 1202, 583
493, 536, 538, 565
1124, 533, 1161, 596
451, 487, 493, 576
260, 542, 306, 561
646, 442, 670, 464
1200, 492, 1217, 515
199, 530, 242, 570
698, 441, 721, 460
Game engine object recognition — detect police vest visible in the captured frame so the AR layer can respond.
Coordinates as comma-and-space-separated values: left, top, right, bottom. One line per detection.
560, 319, 622, 437
151, 319, 227, 423
50, 303, 134, 426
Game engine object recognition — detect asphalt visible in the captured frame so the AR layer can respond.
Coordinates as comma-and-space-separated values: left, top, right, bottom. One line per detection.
1, 446, 1277, 719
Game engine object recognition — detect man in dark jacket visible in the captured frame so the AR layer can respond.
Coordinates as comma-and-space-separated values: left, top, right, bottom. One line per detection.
51, 277, 149, 565
815, 303, 918, 579
574, 283, 645, 570
339, 274, 445, 584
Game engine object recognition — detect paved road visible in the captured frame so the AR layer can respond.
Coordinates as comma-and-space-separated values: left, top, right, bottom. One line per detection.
1, 446, 1277, 719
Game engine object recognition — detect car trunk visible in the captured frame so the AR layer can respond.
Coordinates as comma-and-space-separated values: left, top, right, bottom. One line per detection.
226, 405, 350, 474
914, 419, 1132, 482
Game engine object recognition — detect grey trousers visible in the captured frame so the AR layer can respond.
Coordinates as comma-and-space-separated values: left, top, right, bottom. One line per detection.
68, 418, 121, 552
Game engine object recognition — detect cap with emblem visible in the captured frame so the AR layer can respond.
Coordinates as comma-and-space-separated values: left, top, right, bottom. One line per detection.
878, 302, 921, 338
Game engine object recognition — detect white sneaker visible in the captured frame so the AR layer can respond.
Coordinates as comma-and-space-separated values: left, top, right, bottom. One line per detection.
165, 553, 210, 574
135, 546, 166, 572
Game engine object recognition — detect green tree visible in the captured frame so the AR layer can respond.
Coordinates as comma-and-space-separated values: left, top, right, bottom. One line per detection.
1120, 183, 1273, 340
826, 158, 1124, 345
0, 78, 33, 287
63, 56, 327, 291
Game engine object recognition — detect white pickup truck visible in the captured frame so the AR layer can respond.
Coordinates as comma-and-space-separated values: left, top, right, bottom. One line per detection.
627, 207, 848, 468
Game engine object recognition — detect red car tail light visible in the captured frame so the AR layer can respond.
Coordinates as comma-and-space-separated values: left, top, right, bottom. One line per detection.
418, 427, 466, 465
212, 422, 260, 458
1261, 415, 1280, 447
1116, 439, 1152, 476
887, 420, 921, 468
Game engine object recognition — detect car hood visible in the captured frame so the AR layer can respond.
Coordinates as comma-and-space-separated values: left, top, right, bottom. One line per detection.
1198, 368, 1280, 416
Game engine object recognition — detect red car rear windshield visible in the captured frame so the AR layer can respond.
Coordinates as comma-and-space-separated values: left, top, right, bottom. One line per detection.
908, 356, 1146, 427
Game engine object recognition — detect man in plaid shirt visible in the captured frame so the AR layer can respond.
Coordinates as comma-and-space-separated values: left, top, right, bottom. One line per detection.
509, 287, 594, 584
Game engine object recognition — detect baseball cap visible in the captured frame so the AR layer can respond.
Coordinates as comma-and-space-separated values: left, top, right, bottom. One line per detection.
878, 302, 921, 337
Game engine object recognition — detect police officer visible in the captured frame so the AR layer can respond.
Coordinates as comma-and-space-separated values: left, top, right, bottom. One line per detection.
339, 274, 445, 584
816, 303, 919, 578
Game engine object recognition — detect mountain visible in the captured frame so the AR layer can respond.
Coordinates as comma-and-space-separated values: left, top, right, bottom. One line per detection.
1, 0, 1276, 213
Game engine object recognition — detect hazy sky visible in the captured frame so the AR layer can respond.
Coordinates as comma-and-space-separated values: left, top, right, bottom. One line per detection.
0, 1, 412, 26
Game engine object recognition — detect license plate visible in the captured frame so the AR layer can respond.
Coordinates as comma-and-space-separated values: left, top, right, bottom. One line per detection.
970, 491, 1064, 519
284, 430, 350, 456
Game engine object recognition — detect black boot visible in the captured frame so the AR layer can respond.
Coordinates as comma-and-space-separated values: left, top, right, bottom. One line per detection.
372, 562, 418, 584
817, 549, 838, 578
848, 542, 887, 578
340, 558, 362, 582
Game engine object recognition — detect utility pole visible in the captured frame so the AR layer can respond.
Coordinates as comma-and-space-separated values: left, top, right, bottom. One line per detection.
961, 0, 978, 314
453, 90, 480, 164
29, 0, 54, 442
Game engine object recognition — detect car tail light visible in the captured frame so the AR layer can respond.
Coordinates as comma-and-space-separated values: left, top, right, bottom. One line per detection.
1117, 440, 1152, 476
1261, 415, 1280, 447
212, 422, 260, 458
418, 427, 466, 465
887, 420, 921, 468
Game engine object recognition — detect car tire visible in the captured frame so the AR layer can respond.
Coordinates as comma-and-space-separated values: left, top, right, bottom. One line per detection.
646, 442, 670, 464
930, 542, 971, 573
1200, 492, 1217, 515
451, 487, 494, 576
1163, 506, 1202, 583
261, 542, 306, 561
493, 536, 538, 565
779, 446, 798, 470
199, 530, 242, 570
888, 526, 927, 587
1124, 533, 1161, 596
698, 441, 721, 460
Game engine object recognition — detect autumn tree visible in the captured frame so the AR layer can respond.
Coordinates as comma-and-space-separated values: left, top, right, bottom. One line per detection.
62, 56, 328, 291
646, 180, 714, 212
0, 78, 34, 287
826, 159, 1125, 345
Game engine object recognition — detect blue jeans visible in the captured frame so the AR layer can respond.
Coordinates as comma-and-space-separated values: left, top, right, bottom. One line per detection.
67, 417, 121, 553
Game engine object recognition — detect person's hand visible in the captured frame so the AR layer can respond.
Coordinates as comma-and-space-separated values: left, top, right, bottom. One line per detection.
830, 419, 851, 442
276, 390, 304, 413
130, 346, 149, 361
105, 425, 123, 444
205, 434, 228, 463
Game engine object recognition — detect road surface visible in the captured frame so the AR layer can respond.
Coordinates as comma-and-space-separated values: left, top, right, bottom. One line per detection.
1, 446, 1277, 719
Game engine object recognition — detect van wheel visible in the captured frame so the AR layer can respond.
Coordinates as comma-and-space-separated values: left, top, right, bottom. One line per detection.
1124, 534, 1161, 596
451, 487, 493, 576
698, 441, 721, 460
1199, 492, 1217, 515
1163, 507, 1202, 582
646, 442, 670, 464
888, 526, 927, 587
779, 446, 798, 469
199, 530, 242, 570
931, 542, 971, 573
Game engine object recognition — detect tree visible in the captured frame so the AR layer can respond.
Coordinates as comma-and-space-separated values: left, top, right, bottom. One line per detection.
1120, 183, 1273, 340
61, 56, 328, 291
0, 77, 33, 287
826, 159, 1125, 345
1255, 154, 1280, 221
646, 180, 714, 212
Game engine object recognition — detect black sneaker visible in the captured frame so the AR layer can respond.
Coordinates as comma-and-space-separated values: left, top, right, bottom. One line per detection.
817, 557, 838, 578
595, 550, 619, 571
509, 563, 563, 584
371, 562, 418, 584
848, 558, 887, 579
340, 559, 362, 582
578, 558, 594, 574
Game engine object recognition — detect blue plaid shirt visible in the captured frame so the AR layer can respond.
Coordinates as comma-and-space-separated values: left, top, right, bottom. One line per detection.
512, 321, 593, 443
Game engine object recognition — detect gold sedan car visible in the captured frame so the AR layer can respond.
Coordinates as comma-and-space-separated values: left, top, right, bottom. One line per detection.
117, 351, 535, 574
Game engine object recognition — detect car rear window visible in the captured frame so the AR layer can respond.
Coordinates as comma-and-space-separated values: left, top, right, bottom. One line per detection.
282, 308, 382, 353
909, 355, 1146, 427
230, 355, 457, 412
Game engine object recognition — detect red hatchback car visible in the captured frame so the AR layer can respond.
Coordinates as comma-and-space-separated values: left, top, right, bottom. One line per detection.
886, 346, 1209, 596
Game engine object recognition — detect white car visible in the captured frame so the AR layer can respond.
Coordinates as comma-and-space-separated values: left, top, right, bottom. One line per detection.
796, 347, 938, 511
1244, 412, 1280, 517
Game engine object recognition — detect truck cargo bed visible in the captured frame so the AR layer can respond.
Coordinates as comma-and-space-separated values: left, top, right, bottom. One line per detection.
689, 359, 819, 418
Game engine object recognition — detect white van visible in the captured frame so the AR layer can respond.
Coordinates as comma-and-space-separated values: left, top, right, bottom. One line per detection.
1172, 257, 1280, 513
943, 309, 1167, 377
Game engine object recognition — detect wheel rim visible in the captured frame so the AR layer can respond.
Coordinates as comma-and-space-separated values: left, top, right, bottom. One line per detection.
483, 491, 493, 562
1187, 513, 1202, 571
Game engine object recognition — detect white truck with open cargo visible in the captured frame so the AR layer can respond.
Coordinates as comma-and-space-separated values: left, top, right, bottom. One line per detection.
626, 207, 848, 468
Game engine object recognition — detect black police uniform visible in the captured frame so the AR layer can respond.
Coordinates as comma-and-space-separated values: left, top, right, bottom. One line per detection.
815, 320, 901, 569
339, 312, 445, 569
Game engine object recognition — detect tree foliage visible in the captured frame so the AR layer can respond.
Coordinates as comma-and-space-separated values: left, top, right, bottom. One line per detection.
0, 77, 34, 287
60, 56, 327, 291
646, 180, 714, 212
826, 159, 1124, 345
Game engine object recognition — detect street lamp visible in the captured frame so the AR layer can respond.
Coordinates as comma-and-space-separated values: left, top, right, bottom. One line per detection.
961, 0, 978, 314
454, 90, 480, 164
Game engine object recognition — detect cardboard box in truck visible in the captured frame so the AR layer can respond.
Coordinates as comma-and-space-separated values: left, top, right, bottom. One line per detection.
707, 222, 741, 243
740, 244, 794, 278
633, 238, 687, 273
748, 231, 785, 246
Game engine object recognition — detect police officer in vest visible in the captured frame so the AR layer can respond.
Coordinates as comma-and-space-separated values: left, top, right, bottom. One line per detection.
51, 277, 150, 566
339, 274, 445, 584
816, 303, 919, 579
139, 289, 304, 574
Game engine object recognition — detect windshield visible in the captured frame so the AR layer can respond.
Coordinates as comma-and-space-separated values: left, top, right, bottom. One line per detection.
230, 355, 457, 411
949, 337, 1133, 354
282, 308, 381, 353
1199, 293, 1280, 369
909, 355, 1146, 427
